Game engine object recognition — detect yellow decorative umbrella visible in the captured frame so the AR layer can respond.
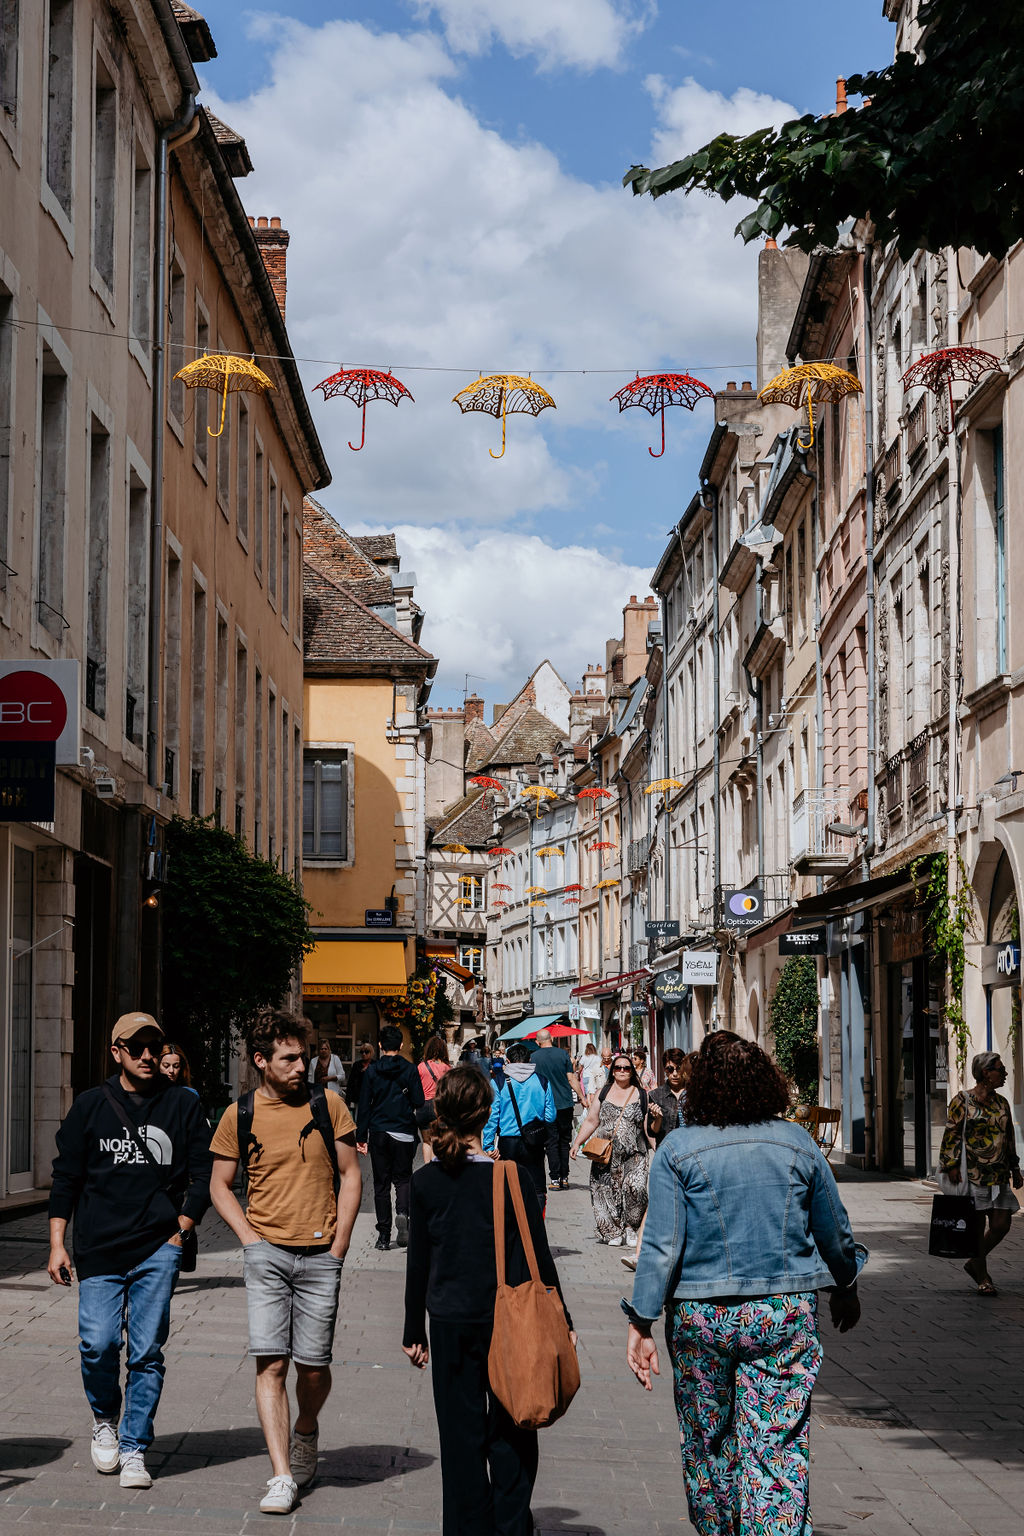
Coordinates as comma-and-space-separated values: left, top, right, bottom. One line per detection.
455, 897, 473, 907
536, 847, 565, 859
645, 778, 683, 796
525, 885, 547, 894
595, 878, 618, 890
442, 843, 470, 854
520, 785, 558, 817
173, 353, 275, 439
452, 374, 556, 460
529, 899, 548, 908
757, 362, 862, 448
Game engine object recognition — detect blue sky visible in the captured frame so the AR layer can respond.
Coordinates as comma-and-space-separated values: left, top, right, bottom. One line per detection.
196, 1, 895, 703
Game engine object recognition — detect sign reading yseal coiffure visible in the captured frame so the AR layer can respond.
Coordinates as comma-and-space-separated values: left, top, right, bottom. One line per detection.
680, 950, 718, 985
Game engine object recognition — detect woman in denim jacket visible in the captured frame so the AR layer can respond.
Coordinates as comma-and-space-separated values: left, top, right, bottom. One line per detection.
623, 1033, 863, 1536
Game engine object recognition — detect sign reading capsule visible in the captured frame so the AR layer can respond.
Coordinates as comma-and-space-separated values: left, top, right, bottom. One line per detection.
720, 885, 764, 931
653, 971, 688, 1002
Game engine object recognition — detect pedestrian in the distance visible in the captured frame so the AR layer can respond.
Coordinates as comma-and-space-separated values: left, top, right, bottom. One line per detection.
939, 1050, 1023, 1295
490, 1046, 507, 1092
345, 1042, 375, 1112
309, 1039, 346, 1094
47, 1013, 212, 1491
530, 1028, 583, 1192
209, 1012, 362, 1514
645, 1049, 693, 1147
579, 1043, 607, 1105
403, 1065, 575, 1535
159, 1041, 199, 1096
570, 1052, 652, 1246
624, 1031, 863, 1536
418, 1035, 453, 1164
632, 1046, 656, 1092
483, 1042, 554, 1212
356, 1024, 425, 1250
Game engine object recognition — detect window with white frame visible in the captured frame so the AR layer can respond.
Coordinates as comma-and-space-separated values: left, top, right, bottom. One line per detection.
458, 944, 484, 977
303, 747, 349, 860
458, 873, 485, 910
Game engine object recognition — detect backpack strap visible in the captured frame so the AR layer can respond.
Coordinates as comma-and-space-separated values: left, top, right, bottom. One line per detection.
235, 1091, 256, 1190
309, 1084, 341, 1196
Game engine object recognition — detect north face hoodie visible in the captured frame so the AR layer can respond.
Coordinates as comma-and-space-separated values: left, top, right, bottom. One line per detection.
356, 1054, 425, 1142
49, 1074, 213, 1278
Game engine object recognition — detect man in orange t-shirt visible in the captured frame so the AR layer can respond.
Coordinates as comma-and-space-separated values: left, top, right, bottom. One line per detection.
210, 1012, 361, 1516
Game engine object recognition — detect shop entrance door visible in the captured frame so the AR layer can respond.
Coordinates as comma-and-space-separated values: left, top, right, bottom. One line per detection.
889, 957, 947, 1176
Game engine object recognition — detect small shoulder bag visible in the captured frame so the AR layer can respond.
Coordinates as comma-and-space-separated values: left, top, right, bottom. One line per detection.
582, 1091, 635, 1167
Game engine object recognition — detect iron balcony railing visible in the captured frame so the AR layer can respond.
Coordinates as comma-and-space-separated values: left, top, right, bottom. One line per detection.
628, 833, 653, 874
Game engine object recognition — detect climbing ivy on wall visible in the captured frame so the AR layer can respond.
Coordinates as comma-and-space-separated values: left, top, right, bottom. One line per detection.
769, 957, 820, 1104
912, 851, 976, 1079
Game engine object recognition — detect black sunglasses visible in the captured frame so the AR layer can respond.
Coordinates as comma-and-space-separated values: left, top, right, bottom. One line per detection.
612, 1061, 633, 1071
118, 1038, 162, 1058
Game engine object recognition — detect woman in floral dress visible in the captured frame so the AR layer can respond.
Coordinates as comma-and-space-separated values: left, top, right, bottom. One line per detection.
624, 1032, 864, 1536
940, 1050, 1022, 1295
570, 1054, 652, 1246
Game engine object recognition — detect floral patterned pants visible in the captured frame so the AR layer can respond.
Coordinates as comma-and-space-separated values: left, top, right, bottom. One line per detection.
668, 1293, 821, 1536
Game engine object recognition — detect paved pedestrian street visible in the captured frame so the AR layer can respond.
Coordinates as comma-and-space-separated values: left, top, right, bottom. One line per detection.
1, 1170, 1022, 1536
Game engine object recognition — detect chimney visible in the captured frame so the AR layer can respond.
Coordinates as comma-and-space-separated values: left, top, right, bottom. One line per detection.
836, 78, 847, 114
248, 215, 290, 318
464, 693, 484, 724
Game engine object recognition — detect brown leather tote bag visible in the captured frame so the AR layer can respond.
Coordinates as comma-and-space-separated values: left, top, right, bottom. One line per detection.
487, 1160, 580, 1429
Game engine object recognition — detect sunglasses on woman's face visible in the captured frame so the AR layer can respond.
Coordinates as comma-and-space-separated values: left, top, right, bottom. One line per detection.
612, 1062, 632, 1072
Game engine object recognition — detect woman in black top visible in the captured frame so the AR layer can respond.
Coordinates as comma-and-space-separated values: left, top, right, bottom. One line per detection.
403, 1066, 574, 1536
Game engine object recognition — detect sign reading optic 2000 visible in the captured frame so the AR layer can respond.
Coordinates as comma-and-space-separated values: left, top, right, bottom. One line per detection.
0, 661, 81, 763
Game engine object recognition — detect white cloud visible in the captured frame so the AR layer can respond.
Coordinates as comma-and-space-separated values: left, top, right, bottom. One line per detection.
410, 0, 653, 71
207, 22, 796, 533
362, 523, 653, 697
645, 74, 797, 167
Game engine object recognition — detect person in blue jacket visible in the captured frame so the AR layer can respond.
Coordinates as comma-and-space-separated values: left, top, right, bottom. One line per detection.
482, 1042, 556, 1212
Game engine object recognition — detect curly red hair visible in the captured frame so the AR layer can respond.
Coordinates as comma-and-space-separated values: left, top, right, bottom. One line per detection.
685, 1032, 792, 1127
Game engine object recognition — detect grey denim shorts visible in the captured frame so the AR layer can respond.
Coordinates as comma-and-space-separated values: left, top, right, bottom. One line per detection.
243, 1241, 344, 1365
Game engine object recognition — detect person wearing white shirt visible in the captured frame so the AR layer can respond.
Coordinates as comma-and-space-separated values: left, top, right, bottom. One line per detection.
308, 1041, 346, 1094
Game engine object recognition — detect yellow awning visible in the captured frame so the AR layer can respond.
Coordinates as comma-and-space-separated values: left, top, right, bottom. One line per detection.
302, 940, 408, 998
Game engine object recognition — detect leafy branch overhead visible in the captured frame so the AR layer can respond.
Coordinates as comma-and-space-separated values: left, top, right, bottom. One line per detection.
625, 0, 1024, 260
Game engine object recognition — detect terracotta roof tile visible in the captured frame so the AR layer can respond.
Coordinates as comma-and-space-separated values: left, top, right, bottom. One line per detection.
303, 559, 434, 665
464, 718, 498, 772
302, 499, 398, 607
484, 707, 565, 768
352, 534, 398, 562
430, 790, 494, 846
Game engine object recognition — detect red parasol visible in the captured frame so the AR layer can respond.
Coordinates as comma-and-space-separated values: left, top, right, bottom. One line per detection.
525, 1023, 589, 1039
489, 846, 514, 857
901, 346, 1000, 435
313, 366, 414, 452
577, 786, 611, 818
469, 773, 505, 809
610, 372, 713, 458
589, 841, 617, 851
564, 883, 583, 892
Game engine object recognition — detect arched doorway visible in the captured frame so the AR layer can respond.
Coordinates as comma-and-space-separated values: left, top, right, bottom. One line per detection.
982, 850, 1022, 1143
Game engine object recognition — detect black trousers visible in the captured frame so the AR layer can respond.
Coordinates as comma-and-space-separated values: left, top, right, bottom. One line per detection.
545, 1107, 574, 1183
368, 1131, 415, 1238
497, 1135, 547, 1215
429, 1317, 538, 1536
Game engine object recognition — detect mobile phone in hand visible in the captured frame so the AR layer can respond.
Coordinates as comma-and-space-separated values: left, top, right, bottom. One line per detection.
59, 1264, 72, 1286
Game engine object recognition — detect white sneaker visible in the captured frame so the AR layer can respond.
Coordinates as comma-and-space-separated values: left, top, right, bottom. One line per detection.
626, 1229, 638, 1248
90, 1419, 119, 1474
119, 1450, 152, 1489
260, 1474, 298, 1514
289, 1427, 318, 1488
608, 1235, 624, 1247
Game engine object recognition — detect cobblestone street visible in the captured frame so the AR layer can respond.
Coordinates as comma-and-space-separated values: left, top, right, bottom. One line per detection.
1, 1170, 1023, 1535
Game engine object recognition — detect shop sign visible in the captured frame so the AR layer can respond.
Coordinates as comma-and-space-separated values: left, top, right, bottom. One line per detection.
0, 742, 56, 822
304, 981, 405, 998
629, 1000, 649, 1017
0, 660, 80, 764
680, 950, 718, 985
645, 919, 679, 939
365, 908, 395, 928
653, 970, 687, 1002
981, 942, 1021, 988
780, 926, 827, 956
719, 885, 763, 931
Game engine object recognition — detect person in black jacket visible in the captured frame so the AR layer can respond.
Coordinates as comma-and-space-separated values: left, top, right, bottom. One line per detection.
403, 1066, 574, 1536
646, 1049, 694, 1146
47, 1012, 212, 1492
356, 1024, 424, 1250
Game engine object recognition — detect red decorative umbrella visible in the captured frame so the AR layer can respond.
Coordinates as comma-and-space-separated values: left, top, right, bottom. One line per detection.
492, 882, 512, 891
526, 1023, 589, 1039
489, 846, 514, 858
313, 366, 414, 451
577, 786, 611, 818
589, 841, 617, 852
470, 774, 505, 809
610, 372, 713, 458
901, 346, 1000, 434
564, 883, 583, 892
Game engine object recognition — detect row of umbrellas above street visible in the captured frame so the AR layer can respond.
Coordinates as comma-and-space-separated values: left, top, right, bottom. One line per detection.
171, 346, 1003, 458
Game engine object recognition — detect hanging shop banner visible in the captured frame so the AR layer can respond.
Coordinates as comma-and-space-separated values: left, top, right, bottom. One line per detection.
629, 1000, 649, 1017
780, 927, 828, 957
720, 886, 764, 931
645, 919, 680, 940
680, 950, 718, 985
981, 942, 1021, 988
0, 742, 56, 822
653, 971, 688, 1003
0, 660, 80, 764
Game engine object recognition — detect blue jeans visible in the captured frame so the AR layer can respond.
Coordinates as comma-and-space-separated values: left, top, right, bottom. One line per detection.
77, 1240, 182, 1453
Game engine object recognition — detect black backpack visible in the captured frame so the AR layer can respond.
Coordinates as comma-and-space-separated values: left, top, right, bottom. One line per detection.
235, 1084, 340, 1196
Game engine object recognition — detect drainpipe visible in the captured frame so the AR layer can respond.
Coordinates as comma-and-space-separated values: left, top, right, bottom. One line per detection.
862, 244, 877, 866
660, 592, 672, 924
148, 94, 198, 789
702, 484, 722, 923
797, 443, 825, 896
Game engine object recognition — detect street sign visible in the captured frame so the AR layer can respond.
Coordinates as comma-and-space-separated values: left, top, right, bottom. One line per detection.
0, 660, 80, 764
780, 927, 827, 956
0, 742, 56, 822
645, 919, 680, 940
982, 941, 1021, 988
653, 971, 687, 1002
720, 885, 764, 931
629, 1000, 648, 1017
364, 909, 395, 928
680, 950, 718, 985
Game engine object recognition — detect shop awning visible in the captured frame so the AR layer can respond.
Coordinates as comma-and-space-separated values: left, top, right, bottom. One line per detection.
570, 968, 650, 998
423, 944, 477, 988
792, 865, 931, 922
302, 940, 408, 999
499, 1013, 566, 1041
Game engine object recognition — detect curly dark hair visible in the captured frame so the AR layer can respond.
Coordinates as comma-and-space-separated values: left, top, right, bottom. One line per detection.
685, 1032, 791, 1127
246, 1010, 308, 1068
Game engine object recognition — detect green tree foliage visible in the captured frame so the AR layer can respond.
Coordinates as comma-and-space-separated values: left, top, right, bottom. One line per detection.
162, 816, 314, 1099
625, 0, 1024, 259
769, 957, 820, 1103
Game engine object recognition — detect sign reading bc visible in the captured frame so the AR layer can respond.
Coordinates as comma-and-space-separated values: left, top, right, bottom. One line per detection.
0, 671, 68, 742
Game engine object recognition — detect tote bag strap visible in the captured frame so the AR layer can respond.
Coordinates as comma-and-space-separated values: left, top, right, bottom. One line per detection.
492, 1159, 542, 1286
961, 1094, 971, 1184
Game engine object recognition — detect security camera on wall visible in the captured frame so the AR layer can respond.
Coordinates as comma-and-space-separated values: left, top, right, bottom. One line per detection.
95, 778, 116, 799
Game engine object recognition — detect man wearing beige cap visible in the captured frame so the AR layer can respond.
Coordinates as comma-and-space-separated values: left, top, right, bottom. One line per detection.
48, 1012, 212, 1490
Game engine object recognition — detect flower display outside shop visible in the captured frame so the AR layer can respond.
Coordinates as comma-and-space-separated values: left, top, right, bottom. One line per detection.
380, 962, 455, 1054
